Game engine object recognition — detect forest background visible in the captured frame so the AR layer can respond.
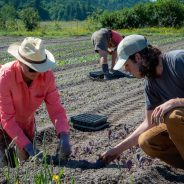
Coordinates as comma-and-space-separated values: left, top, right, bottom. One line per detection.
0, 0, 184, 37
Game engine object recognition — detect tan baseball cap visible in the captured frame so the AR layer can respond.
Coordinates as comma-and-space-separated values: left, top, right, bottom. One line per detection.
114, 34, 149, 70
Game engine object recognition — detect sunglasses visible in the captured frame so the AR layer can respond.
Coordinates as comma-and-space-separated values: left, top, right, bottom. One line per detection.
27, 66, 38, 73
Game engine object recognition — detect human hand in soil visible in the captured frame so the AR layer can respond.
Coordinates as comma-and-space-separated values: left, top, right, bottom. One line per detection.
151, 98, 180, 125
56, 132, 71, 161
99, 147, 120, 164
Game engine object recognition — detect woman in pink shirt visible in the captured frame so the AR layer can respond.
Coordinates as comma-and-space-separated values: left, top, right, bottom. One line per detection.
0, 37, 71, 167
91, 28, 124, 80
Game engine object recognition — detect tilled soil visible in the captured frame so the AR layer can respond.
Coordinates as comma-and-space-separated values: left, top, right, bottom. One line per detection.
0, 35, 184, 184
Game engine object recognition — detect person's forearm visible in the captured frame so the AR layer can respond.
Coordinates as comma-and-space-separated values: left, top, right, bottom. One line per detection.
114, 120, 153, 153
174, 98, 184, 107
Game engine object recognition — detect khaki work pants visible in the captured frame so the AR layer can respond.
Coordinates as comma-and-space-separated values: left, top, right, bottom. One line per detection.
0, 128, 29, 168
138, 107, 184, 169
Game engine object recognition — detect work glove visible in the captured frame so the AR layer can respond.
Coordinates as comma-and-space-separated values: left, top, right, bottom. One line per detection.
24, 143, 43, 162
56, 132, 71, 161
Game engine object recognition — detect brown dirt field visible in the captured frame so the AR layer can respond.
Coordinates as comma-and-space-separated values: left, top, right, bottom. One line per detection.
0, 36, 184, 184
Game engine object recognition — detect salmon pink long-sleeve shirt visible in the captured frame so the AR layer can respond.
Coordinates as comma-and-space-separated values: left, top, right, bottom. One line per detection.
0, 61, 69, 149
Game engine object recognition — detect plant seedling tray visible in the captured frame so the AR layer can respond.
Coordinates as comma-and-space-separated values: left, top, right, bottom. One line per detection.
70, 113, 109, 131
113, 70, 134, 78
89, 71, 104, 79
112, 70, 126, 78
89, 70, 132, 80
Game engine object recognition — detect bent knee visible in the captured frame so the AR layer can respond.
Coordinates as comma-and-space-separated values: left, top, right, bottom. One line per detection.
138, 133, 157, 158
138, 132, 149, 150
165, 108, 184, 128
138, 131, 159, 158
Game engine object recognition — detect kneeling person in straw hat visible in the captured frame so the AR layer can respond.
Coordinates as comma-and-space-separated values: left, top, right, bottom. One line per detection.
0, 37, 71, 167
99, 34, 184, 169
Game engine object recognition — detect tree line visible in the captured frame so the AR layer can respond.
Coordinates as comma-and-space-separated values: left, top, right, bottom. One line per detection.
0, 0, 184, 31
0, 0, 149, 21
90, 0, 184, 28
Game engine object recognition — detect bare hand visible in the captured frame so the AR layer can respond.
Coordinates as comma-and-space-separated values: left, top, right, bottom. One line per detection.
107, 48, 114, 55
99, 147, 120, 165
151, 99, 178, 125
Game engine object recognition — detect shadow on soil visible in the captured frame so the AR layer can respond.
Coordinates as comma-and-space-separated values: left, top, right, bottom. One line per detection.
156, 166, 184, 182
49, 157, 120, 170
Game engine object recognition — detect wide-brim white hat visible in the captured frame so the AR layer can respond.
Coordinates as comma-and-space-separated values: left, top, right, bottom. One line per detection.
8, 37, 55, 72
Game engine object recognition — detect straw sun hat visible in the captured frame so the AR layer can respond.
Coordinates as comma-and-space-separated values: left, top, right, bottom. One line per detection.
8, 37, 55, 72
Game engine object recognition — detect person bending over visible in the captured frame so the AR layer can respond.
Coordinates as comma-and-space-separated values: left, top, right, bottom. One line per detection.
0, 37, 71, 167
91, 28, 124, 80
100, 34, 184, 169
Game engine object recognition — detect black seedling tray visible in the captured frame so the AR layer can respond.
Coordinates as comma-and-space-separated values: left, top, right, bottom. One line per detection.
112, 70, 126, 78
89, 70, 133, 80
113, 70, 134, 78
72, 122, 109, 131
89, 71, 104, 79
70, 113, 109, 131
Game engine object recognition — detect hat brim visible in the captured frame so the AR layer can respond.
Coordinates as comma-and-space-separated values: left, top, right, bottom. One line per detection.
8, 43, 55, 72
113, 58, 127, 70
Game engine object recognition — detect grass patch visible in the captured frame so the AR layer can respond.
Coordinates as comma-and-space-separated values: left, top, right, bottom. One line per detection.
120, 27, 184, 37
1, 21, 184, 38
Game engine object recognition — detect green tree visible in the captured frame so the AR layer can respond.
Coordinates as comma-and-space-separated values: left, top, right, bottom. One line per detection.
96, 0, 184, 28
0, 4, 17, 30
0, 4, 17, 21
19, 7, 40, 31
156, 0, 184, 27
63, 4, 72, 20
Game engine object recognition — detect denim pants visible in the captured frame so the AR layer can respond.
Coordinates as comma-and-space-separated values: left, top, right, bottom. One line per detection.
0, 128, 29, 167
138, 107, 184, 169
